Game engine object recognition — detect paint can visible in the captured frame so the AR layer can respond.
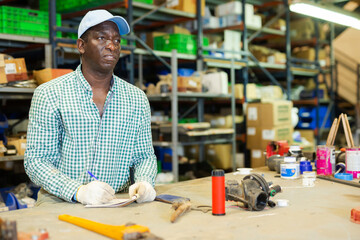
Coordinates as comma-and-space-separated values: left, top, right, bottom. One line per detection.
316, 145, 335, 175
280, 157, 300, 179
345, 148, 360, 178
300, 159, 312, 174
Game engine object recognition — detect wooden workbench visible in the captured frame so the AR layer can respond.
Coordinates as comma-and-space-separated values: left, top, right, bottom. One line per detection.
0, 167, 359, 239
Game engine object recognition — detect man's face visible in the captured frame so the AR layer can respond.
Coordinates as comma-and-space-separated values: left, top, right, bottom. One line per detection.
78, 21, 121, 73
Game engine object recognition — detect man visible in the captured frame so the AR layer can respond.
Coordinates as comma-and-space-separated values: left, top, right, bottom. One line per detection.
24, 10, 157, 205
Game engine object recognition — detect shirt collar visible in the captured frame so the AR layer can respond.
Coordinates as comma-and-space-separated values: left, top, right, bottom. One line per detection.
75, 64, 118, 93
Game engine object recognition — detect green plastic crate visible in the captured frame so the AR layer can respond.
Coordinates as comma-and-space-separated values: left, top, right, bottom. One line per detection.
0, 6, 61, 38
154, 34, 209, 55
134, 0, 154, 4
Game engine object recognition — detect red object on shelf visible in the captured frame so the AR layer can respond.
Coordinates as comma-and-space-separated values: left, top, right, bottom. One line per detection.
351, 207, 360, 224
266, 140, 290, 159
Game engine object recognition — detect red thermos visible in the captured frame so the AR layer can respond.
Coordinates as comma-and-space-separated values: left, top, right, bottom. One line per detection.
212, 169, 225, 216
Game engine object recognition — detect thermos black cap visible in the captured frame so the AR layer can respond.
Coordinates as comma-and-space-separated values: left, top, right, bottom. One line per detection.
212, 169, 225, 176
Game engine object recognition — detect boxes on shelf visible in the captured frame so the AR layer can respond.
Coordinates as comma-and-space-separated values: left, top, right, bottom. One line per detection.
247, 124, 293, 149
0, 54, 6, 84
178, 75, 202, 92
4, 58, 28, 82
246, 100, 293, 127
202, 71, 228, 94
0, 6, 61, 38
269, 18, 286, 31
146, 32, 167, 48
292, 47, 327, 67
167, 0, 205, 16
248, 15, 262, 29
206, 144, 233, 170
7, 137, 26, 156
204, 114, 243, 129
249, 45, 285, 64
259, 86, 283, 101
233, 83, 259, 100
224, 30, 241, 59
290, 18, 326, 40
33, 68, 73, 85
215, 2, 254, 20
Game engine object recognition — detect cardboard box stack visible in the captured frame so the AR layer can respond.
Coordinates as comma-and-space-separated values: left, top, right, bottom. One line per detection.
246, 100, 293, 168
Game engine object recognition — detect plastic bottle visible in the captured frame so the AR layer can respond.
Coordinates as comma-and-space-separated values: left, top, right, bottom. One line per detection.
281, 157, 300, 179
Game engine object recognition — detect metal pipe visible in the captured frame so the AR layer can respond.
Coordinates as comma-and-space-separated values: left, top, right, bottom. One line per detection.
231, 58, 236, 171
284, 0, 292, 100
49, 0, 57, 68
171, 49, 178, 182
128, 0, 134, 85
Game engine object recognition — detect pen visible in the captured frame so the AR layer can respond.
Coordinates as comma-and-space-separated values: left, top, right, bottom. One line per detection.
87, 171, 99, 180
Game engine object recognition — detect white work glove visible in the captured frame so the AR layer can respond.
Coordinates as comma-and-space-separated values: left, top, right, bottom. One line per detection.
129, 181, 156, 203
76, 181, 115, 205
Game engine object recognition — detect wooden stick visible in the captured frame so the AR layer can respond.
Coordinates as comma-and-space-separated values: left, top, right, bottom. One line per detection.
170, 200, 192, 223
326, 118, 337, 146
331, 115, 342, 146
344, 114, 355, 147
341, 114, 352, 148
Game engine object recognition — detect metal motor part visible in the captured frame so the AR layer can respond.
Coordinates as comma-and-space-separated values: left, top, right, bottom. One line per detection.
225, 174, 281, 211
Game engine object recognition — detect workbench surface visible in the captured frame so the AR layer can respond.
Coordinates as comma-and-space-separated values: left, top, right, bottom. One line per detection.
1, 167, 359, 240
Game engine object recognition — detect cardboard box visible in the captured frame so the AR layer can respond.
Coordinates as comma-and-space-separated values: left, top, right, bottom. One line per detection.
178, 76, 201, 92
5, 58, 28, 82
146, 32, 166, 49
0, 54, 7, 84
262, 101, 292, 127
260, 124, 293, 149
246, 126, 261, 149
206, 144, 232, 169
267, 52, 286, 64
204, 114, 243, 128
246, 103, 262, 127
250, 149, 266, 168
260, 86, 283, 101
269, 19, 286, 31
33, 68, 73, 85
233, 83, 259, 100
167, 0, 205, 16
7, 138, 26, 156
292, 48, 326, 67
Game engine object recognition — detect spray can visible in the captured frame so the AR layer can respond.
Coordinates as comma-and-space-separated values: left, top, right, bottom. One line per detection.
212, 169, 225, 216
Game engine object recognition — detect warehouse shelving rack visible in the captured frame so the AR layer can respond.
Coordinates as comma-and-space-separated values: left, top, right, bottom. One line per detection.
0, 0, 335, 168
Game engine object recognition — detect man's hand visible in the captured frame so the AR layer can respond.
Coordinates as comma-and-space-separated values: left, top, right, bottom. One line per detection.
129, 181, 156, 203
76, 181, 115, 205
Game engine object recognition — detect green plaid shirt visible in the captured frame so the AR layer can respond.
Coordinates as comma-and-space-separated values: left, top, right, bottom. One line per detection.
24, 65, 157, 202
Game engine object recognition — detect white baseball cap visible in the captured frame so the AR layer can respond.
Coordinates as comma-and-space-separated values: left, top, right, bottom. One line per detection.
78, 9, 130, 38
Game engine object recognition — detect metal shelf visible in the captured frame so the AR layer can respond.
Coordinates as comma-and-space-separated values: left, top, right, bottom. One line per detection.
0, 87, 35, 100
134, 48, 196, 60
147, 92, 232, 101
153, 138, 233, 147
0, 33, 49, 44
0, 155, 24, 162
202, 24, 284, 36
